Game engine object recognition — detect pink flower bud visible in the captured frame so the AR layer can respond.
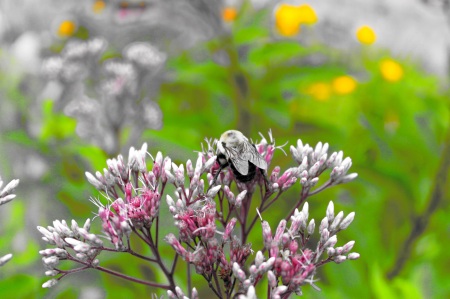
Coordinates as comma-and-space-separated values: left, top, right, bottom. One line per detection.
186, 159, 194, 178
267, 270, 277, 288
223, 218, 237, 242
262, 221, 272, 250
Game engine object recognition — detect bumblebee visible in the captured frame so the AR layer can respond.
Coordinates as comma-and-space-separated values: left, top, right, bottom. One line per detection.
211, 130, 269, 188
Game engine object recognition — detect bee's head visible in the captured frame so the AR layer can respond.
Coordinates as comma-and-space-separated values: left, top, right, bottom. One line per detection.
217, 130, 246, 153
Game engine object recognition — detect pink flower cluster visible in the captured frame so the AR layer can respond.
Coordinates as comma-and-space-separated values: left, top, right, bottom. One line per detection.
37, 131, 360, 298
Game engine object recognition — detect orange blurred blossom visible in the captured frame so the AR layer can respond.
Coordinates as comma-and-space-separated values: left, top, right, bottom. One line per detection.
57, 20, 77, 38
92, 0, 106, 14
222, 7, 238, 22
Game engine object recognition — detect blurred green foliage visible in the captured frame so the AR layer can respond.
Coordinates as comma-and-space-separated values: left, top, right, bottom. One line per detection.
1, 2, 450, 299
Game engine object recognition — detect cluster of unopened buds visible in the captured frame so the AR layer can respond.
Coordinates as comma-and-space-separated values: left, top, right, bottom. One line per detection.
37, 131, 359, 298
0, 176, 20, 267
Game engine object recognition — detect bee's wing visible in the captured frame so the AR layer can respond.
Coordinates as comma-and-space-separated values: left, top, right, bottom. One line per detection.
229, 154, 249, 175
230, 143, 267, 176
246, 144, 267, 170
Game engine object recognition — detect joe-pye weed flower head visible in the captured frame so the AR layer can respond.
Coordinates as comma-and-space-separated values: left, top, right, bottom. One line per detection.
38, 131, 359, 297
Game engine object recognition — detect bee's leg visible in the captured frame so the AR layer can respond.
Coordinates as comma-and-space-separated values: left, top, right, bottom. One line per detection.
206, 164, 226, 192
260, 169, 272, 193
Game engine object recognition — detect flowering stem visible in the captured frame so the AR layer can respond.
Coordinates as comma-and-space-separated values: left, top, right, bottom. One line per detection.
127, 248, 158, 263
260, 191, 282, 212
387, 120, 450, 279
56, 265, 89, 278
281, 292, 293, 299
241, 191, 254, 243
203, 273, 222, 298
132, 227, 152, 247
285, 188, 310, 221
244, 191, 281, 237
155, 216, 160, 249
315, 257, 333, 267
212, 269, 223, 296
92, 245, 158, 263
187, 263, 192, 296
147, 230, 177, 291
170, 253, 179, 275
95, 265, 172, 289
308, 181, 332, 196
67, 257, 172, 289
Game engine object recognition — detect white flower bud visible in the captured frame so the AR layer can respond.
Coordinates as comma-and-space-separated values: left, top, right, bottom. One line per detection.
348, 252, 360, 260
206, 185, 221, 198
175, 286, 185, 298
340, 157, 352, 172
85, 172, 104, 189
255, 251, 264, 266
0, 179, 19, 196
232, 262, 247, 282
203, 156, 217, 172
0, 253, 13, 266
166, 195, 175, 207
83, 219, 91, 232
191, 287, 199, 299
0, 194, 15, 205
324, 235, 338, 248
314, 142, 323, 159
308, 161, 320, 177
307, 219, 315, 235
186, 159, 194, 178
92, 259, 100, 267
326, 201, 334, 222
326, 247, 336, 256
343, 241, 355, 253
330, 211, 344, 232
290, 145, 301, 164
42, 256, 59, 268
301, 202, 309, 221
338, 173, 358, 184
319, 217, 329, 232
42, 279, 58, 288
267, 270, 277, 288
334, 255, 347, 264
194, 155, 203, 175
45, 270, 58, 276
37, 226, 54, 240
235, 190, 247, 208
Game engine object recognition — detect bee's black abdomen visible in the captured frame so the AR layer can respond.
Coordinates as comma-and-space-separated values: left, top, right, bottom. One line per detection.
217, 150, 258, 183
230, 161, 257, 182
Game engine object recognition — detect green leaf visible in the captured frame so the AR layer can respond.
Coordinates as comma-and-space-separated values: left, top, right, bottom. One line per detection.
233, 27, 269, 45
40, 100, 77, 140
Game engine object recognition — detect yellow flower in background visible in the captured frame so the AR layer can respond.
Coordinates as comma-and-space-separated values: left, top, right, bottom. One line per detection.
222, 7, 238, 22
57, 20, 77, 38
332, 76, 357, 95
298, 4, 318, 25
92, 0, 106, 14
275, 4, 317, 36
307, 83, 331, 101
275, 4, 302, 36
356, 25, 376, 45
380, 59, 403, 82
